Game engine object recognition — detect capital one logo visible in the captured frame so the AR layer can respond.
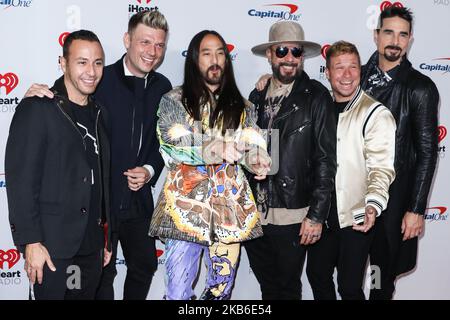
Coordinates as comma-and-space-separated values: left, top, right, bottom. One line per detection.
0, 0, 33, 9
0, 249, 20, 270
227, 44, 239, 61
267, 3, 298, 14
0, 173, 5, 188
227, 44, 235, 53
248, 3, 301, 21
59, 32, 70, 47
420, 58, 450, 74
0, 73, 19, 95
423, 57, 450, 74
425, 206, 448, 222
439, 125, 447, 143
182, 44, 237, 60
366, 1, 404, 30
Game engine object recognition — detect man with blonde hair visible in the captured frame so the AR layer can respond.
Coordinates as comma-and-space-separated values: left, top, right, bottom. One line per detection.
306, 41, 396, 300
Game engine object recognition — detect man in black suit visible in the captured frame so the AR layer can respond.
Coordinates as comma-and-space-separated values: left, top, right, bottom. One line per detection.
24, 11, 172, 299
6, 30, 111, 300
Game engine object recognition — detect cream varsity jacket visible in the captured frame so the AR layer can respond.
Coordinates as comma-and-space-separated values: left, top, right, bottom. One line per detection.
335, 87, 396, 228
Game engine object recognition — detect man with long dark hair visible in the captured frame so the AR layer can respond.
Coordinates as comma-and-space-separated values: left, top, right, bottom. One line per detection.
149, 30, 270, 300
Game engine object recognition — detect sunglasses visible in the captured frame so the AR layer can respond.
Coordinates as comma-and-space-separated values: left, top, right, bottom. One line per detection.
274, 46, 304, 58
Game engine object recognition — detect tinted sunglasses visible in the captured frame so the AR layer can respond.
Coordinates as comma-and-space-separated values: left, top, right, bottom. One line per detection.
275, 46, 304, 58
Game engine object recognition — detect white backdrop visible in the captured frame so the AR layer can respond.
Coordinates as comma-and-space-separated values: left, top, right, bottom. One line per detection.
0, 0, 449, 300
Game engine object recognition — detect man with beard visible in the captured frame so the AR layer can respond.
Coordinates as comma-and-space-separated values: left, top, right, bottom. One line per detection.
360, 6, 439, 300
244, 21, 337, 300
148, 30, 271, 300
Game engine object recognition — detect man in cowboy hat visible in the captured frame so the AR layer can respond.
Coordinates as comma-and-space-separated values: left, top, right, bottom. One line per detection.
244, 21, 337, 300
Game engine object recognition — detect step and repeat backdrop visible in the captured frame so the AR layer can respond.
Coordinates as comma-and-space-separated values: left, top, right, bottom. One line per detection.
0, 0, 449, 300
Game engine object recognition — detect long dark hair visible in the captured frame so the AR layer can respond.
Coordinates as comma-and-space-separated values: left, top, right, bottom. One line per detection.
181, 30, 245, 132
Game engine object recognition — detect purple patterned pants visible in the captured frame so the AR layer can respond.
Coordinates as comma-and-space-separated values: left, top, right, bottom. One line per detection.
164, 239, 240, 300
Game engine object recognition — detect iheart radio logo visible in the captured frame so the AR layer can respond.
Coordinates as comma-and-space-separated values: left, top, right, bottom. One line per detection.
156, 249, 164, 258
137, 0, 151, 3
380, 1, 404, 11
321, 44, 331, 59
438, 125, 447, 143
0, 249, 20, 269
266, 3, 298, 14
0, 73, 19, 95
59, 32, 70, 47
227, 44, 235, 53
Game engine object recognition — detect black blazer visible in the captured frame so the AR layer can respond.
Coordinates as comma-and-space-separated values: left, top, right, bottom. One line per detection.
5, 77, 111, 259
94, 56, 171, 224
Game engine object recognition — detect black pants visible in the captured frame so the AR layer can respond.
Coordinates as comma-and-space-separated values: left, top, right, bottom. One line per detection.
369, 217, 396, 300
32, 250, 103, 300
306, 225, 374, 300
95, 216, 157, 300
244, 223, 307, 300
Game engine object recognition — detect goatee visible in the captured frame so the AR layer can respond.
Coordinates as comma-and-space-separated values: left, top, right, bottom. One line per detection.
383, 46, 402, 62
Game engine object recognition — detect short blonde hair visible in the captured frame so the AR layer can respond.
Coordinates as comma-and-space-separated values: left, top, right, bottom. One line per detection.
325, 41, 360, 68
128, 10, 168, 34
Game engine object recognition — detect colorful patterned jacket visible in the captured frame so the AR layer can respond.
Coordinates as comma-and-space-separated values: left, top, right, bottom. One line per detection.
149, 87, 270, 245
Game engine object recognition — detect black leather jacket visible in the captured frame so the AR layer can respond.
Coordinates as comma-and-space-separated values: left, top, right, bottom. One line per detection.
361, 52, 439, 215
249, 71, 336, 223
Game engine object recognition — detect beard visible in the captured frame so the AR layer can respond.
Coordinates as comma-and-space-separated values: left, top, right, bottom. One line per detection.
272, 62, 302, 84
383, 45, 403, 62
203, 64, 224, 86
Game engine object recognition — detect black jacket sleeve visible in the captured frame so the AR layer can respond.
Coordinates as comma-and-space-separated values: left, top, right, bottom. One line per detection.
147, 79, 172, 186
409, 78, 439, 214
306, 89, 337, 223
147, 132, 165, 186
5, 98, 48, 247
